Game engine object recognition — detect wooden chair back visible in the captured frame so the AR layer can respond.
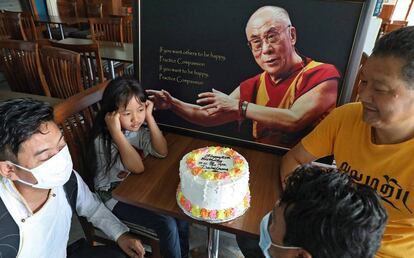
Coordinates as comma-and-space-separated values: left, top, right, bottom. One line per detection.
53, 81, 161, 258
86, 3, 103, 18
0, 39, 50, 95
54, 81, 107, 187
392, 20, 408, 26
3, 11, 37, 41
57, 0, 78, 18
384, 20, 408, 34
19, 12, 38, 41
89, 17, 123, 45
111, 14, 133, 43
40, 46, 84, 98
51, 41, 105, 89
36, 38, 55, 48
378, 4, 395, 23
350, 52, 368, 102
120, 6, 129, 16
123, 15, 133, 43
0, 12, 26, 40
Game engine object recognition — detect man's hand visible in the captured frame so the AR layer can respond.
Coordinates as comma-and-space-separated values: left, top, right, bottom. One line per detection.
146, 89, 173, 110
197, 88, 239, 115
117, 233, 145, 258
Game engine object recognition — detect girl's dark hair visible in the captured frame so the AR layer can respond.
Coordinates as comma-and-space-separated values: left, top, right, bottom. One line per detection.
88, 77, 147, 181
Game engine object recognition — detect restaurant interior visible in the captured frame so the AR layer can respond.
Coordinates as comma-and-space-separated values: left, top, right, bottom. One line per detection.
0, 0, 413, 257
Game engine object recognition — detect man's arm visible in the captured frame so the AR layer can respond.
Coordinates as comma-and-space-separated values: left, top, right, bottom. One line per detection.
280, 142, 316, 187
199, 80, 337, 132
245, 80, 337, 132
73, 172, 145, 257
147, 89, 239, 127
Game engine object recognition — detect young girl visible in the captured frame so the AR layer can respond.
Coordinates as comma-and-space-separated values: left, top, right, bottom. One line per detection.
89, 77, 189, 258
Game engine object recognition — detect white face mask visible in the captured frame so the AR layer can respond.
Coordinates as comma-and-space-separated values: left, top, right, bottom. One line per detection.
10, 145, 73, 189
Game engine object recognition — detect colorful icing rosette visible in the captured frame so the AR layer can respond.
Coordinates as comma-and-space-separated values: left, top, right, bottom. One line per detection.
201, 171, 215, 180
200, 208, 209, 219
191, 166, 203, 176
217, 210, 225, 220
184, 200, 192, 212
191, 205, 201, 217
179, 195, 186, 207
209, 210, 217, 219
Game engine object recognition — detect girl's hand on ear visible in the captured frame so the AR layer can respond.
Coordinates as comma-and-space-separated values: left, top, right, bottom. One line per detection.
145, 100, 154, 120
105, 111, 122, 134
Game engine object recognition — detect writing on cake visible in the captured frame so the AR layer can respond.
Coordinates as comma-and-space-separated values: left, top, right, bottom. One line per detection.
197, 154, 231, 172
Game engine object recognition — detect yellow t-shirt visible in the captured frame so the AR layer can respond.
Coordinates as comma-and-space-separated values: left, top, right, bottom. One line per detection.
302, 102, 414, 258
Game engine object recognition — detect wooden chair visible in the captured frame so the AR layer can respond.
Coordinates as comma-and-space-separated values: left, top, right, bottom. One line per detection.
53, 81, 161, 258
0, 39, 50, 95
89, 17, 123, 44
3, 11, 37, 41
120, 6, 130, 16
54, 0, 83, 39
39, 46, 84, 98
57, 0, 78, 18
36, 38, 57, 48
350, 52, 368, 102
111, 14, 133, 43
51, 41, 105, 89
384, 20, 408, 34
123, 15, 133, 43
0, 12, 26, 40
86, 3, 103, 18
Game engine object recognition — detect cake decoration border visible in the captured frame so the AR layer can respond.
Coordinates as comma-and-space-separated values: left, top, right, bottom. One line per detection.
176, 184, 250, 223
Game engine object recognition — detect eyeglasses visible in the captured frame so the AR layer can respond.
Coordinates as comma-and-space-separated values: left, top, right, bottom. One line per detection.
247, 25, 291, 52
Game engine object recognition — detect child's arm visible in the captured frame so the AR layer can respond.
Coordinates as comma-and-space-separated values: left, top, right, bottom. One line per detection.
106, 111, 145, 174
145, 100, 168, 157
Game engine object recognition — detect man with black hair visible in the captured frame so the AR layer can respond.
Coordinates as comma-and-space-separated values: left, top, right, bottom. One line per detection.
259, 165, 387, 258
0, 98, 145, 258
240, 165, 387, 258
281, 26, 414, 257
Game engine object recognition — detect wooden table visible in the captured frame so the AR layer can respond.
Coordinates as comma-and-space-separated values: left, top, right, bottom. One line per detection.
0, 90, 63, 106
112, 132, 281, 256
57, 38, 133, 79
34, 15, 89, 40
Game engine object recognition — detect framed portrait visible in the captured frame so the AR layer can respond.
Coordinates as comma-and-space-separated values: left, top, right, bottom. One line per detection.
135, 0, 375, 152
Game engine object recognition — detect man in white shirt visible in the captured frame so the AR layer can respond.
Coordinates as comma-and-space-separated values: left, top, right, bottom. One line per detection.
0, 98, 145, 258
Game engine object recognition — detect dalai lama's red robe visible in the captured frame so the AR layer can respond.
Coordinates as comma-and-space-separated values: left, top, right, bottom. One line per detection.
239, 57, 340, 146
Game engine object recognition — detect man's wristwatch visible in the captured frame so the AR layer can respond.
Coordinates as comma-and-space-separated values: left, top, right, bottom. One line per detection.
241, 101, 249, 118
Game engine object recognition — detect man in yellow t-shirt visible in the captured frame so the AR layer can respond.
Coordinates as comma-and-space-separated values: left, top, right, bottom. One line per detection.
281, 26, 414, 258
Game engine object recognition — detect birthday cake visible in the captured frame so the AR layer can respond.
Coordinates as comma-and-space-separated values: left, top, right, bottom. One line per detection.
177, 146, 250, 223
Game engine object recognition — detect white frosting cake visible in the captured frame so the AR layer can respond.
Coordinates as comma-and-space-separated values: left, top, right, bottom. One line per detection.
177, 146, 250, 223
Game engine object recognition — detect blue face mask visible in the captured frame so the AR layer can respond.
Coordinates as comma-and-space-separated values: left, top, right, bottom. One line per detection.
259, 211, 302, 258
259, 212, 274, 258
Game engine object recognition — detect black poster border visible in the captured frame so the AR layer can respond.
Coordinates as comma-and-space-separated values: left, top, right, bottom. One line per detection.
133, 0, 375, 157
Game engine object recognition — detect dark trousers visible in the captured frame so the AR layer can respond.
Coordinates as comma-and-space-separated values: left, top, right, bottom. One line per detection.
113, 201, 189, 258
236, 234, 265, 258
67, 239, 127, 258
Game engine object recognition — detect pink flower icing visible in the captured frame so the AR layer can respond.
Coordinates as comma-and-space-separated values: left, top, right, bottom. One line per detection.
209, 210, 217, 219
184, 200, 192, 211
